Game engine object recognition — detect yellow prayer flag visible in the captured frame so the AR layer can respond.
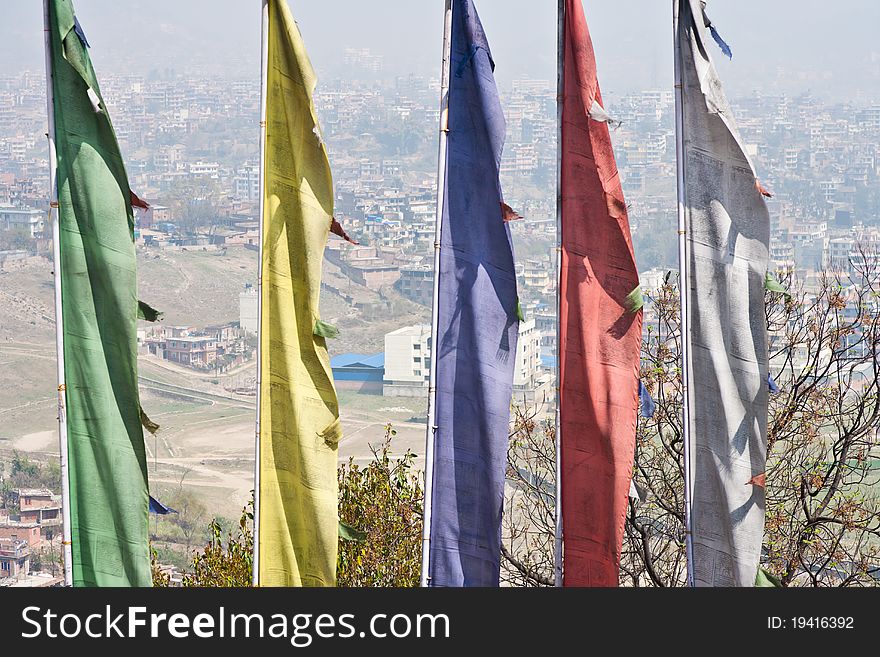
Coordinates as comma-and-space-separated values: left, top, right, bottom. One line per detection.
257, 0, 341, 587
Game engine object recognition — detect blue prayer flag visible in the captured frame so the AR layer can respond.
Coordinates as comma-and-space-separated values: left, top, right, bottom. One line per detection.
708, 24, 732, 59
426, 0, 519, 587
638, 380, 657, 418
148, 495, 176, 515
73, 15, 90, 48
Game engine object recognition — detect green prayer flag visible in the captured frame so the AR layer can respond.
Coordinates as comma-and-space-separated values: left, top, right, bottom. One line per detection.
764, 271, 790, 297
338, 521, 367, 543
49, 0, 151, 586
755, 567, 782, 587
624, 285, 645, 314
313, 319, 339, 339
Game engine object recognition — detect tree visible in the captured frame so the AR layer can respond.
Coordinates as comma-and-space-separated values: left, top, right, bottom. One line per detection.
182, 503, 254, 587
504, 268, 880, 587
152, 424, 424, 587
0, 452, 62, 499
337, 424, 423, 587
149, 263, 880, 587
161, 480, 208, 557
761, 260, 880, 586
501, 405, 556, 587
621, 280, 689, 586
158, 177, 223, 232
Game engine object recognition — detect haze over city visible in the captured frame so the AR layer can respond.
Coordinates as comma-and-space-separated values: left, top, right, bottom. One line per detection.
1, 1, 879, 588
1, 1, 879, 99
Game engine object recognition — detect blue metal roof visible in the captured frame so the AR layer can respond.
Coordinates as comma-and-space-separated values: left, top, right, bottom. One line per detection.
331, 353, 385, 369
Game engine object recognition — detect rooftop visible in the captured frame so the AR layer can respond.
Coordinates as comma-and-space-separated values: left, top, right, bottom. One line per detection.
14, 488, 54, 498
331, 353, 385, 369
386, 324, 430, 337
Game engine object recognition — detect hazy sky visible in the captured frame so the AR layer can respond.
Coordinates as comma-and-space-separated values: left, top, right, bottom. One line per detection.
1, 1, 879, 100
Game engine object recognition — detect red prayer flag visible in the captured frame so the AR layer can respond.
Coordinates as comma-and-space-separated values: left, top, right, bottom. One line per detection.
130, 190, 150, 210
746, 473, 766, 488
500, 202, 522, 223
330, 216, 359, 245
559, 0, 643, 587
755, 180, 773, 198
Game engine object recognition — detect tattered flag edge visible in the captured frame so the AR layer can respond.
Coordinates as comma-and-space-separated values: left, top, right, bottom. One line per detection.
501, 202, 522, 223
140, 407, 160, 435
755, 567, 782, 587
58, 14, 108, 127
708, 24, 732, 59
638, 380, 657, 419
625, 285, 644, 314
314, 319, 339, 339
330, 217, 359, 245
756, 180, 774, 198
137, 300, 163, 322
764, 272, 790, 298
588, 98, 622, 129
86, 87, 102, 114
73, 16, 90, 49
628, 479, 648, 506
149, 495, 177, 515
338, 520, 367, 543
312, 124, 325, 147
701, 4, 733, 60
130, 190, 151, 211
746, 472, 766, 488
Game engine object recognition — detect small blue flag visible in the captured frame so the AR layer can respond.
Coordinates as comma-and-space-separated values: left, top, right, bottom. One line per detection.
149, 495, 177, 515
768, 374, 780, 394
73, 16, 91, 49
638, 380, 656, 418
708, 24, 732, 59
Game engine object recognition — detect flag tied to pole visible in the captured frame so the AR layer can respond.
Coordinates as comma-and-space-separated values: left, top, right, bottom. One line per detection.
558, 0, 643, 587
48, 0, 151, 587
256, 0, 343, 587
677, 0, 770, 587
426, 0, 520, 587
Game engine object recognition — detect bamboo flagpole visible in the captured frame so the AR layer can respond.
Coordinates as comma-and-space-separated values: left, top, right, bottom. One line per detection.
553, 0, 565, 589
672, 0, 696, 588
419, 0, 453, 588
43, 0, 73, 588
252, 0, 269, 587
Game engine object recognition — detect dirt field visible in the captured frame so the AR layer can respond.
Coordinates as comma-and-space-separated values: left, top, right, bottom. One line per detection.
0, 247, 430, 522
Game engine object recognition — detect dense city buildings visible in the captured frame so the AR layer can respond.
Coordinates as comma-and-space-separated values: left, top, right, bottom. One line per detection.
4, 69, 880, 387
3, 69, 879, 290
1, 63, 879, 584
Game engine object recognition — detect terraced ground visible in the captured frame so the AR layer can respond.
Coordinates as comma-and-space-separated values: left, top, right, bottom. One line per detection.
0, 246, 429, 528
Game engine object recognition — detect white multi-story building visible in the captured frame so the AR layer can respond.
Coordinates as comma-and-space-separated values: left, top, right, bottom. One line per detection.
189, 161, 220, 178
639, 268, 668, 295
382, 321, 542, 397
826, 237, 854, 272
383, 324, 431, 397
513, 319, 540, 390
239, 285, 258, 334
234, 162, 260, 202
0, 205, 44, 237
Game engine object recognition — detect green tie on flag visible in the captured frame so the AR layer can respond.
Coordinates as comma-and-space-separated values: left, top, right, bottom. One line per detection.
48, 0, 151, 586
256, 0, 343, 586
